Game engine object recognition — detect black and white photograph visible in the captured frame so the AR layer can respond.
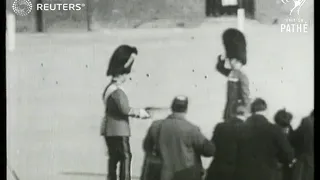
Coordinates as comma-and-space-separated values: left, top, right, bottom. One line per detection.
6, 0, 314, 180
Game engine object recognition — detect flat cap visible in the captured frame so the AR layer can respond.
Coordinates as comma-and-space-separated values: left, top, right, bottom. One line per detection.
171, 95, 188, 113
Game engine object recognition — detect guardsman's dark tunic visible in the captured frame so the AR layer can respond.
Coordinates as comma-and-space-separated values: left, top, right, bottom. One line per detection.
101, 82, 132, 180
216, 55, 250, 120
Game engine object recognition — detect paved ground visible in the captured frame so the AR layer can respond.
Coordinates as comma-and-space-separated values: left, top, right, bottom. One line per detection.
6, 19, 313, 180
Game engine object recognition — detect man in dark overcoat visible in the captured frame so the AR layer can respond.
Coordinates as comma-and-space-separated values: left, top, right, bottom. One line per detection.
205, 106, 246, 180
234, 98, 295, 180
291, 110, 314, 180
273, 109, 295, 180
142, 96, 215, 180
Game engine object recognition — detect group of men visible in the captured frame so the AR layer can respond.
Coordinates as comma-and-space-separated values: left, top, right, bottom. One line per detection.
100, 28, 313, 180
140, 28, 313, 180
142, 96, 314, 180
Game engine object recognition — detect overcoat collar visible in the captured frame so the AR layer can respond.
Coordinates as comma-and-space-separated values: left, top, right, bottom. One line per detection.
167, 113, 187, 121
228, 117, 244, 124
246, 114, 269, 124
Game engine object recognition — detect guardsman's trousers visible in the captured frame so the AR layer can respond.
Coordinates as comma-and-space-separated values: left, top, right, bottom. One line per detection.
105, 136, 132, 180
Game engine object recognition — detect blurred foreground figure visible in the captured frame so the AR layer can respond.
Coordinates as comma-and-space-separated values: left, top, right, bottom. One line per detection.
291, 110, 314, 180
142, 96, 215, 180
274, 109, 294, 180
274, 109, 294, 136
234, 98, 295, 180
205, 106, 245, 180
100, 45, 150, 180
216, 28, 250, 121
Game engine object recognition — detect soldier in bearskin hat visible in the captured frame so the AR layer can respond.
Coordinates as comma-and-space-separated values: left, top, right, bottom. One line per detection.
215, 28, 251, 121
100, 44, 150, 180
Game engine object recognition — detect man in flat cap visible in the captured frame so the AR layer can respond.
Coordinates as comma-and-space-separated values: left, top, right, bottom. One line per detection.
142, 96, 215, 180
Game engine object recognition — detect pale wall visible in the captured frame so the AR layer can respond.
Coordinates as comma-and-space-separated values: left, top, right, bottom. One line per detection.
7, 0, 314, 31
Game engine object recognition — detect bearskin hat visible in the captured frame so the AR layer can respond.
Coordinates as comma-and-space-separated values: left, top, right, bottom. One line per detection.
222, 28, 247, 65
106, 45, 138, 77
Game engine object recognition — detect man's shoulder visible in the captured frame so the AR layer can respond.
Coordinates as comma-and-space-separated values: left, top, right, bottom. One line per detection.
149, 119, 165, 129
215, 121, 225, 126
297, 116, 313, 130
147, 119, 165, 136
169, 116, 200, 131
215, 120, 244, 132
265, 123, 287, 138
301, 116, 313, 124
214, 121, 228, 129
179, 120, 202, 134
270, 123, 283, 131
246, 115, 273, 129
187, 120, 201, 128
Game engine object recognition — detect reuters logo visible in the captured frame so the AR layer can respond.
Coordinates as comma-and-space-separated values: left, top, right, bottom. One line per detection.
12, 0, 33, 16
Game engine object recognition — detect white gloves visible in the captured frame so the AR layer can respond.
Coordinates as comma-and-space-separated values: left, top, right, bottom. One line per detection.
219, 54, 226, 61
129, 108, 151, 119
139, 109, 151, 119
289, 158, 297, 168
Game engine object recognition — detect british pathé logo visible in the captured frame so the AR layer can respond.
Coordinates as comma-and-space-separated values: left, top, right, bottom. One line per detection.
281, 0, 306, 16
280, 0, 309, 33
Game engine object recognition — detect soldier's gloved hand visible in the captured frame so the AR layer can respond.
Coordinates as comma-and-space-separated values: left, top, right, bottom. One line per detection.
289, 158, 297, 168
219, 54, 226, 61
139, 109, 151, 119
100, 118, 106, 136
129, 108, 142, 118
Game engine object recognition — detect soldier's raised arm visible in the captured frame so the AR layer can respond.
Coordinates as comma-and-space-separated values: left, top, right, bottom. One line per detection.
216, 55, 232, 77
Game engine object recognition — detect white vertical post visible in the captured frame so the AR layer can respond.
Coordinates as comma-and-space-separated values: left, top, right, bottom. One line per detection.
237, 8, 245, 32
7, 13, 16, 52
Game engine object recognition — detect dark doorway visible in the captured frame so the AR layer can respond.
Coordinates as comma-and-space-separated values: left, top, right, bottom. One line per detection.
206, 0, 255, 19
35, 0, 44, 32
